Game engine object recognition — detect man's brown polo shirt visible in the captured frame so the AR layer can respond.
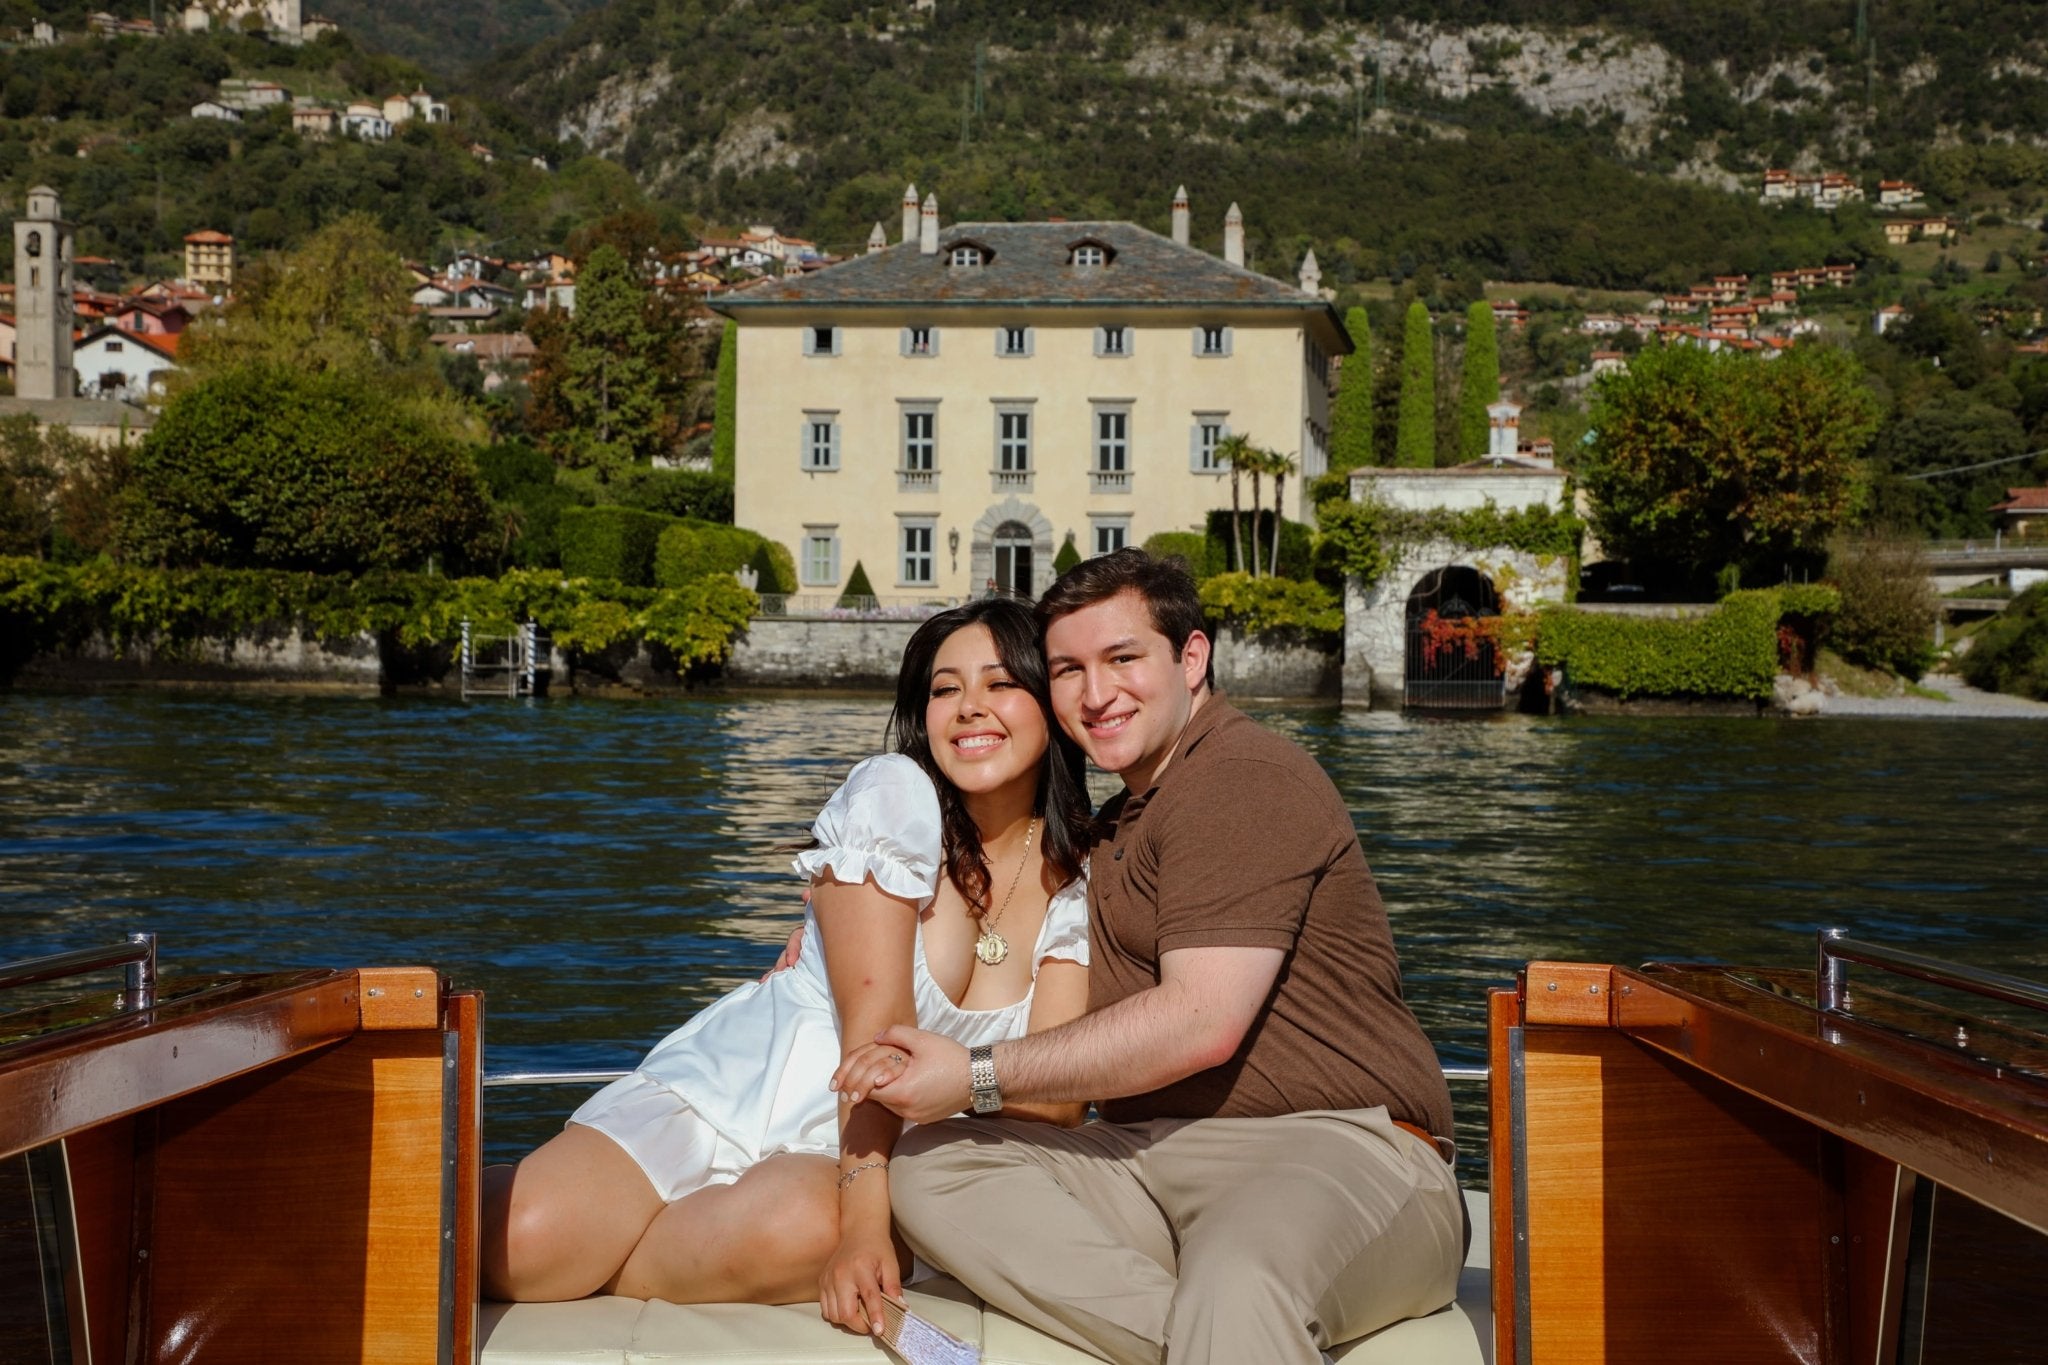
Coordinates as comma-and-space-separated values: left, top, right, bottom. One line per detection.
1089, 699, 1454, 1139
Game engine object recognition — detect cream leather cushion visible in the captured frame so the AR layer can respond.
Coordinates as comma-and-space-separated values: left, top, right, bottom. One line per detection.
482, 1192, 1491, 1365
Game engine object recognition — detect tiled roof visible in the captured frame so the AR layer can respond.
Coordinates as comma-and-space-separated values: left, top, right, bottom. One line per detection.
715, 221, 1340, 326
1992, 487, 2048, 512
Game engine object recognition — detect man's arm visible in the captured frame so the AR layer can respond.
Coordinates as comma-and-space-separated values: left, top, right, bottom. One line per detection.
833, 944, 1284, 1124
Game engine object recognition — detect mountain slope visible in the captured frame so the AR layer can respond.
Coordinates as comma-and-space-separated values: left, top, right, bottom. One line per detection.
492, 0, 2046, 288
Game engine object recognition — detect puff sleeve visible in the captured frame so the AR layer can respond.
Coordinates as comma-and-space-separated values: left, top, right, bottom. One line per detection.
1035, 866, 1091, 968
791, 753, 944, 907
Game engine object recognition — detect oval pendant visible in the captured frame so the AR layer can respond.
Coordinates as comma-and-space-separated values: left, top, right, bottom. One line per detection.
975, 931, 1009, 966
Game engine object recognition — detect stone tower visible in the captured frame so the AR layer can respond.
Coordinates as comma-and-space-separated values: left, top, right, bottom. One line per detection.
12, 185, 74, 402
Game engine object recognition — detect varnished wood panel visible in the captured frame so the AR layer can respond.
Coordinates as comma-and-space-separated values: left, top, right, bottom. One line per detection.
1917, 1186, 2048, 1364
360, 968, 443, 1031
1486, 987, 1519, 1365
449, 990, 483, 1365
1841, 1143, 1913, 1365
1519, 1027, 1834, 1364
63, 1116, 136, 1365
1617, 966, 2048, 1236
0, 972, 359, 1160
141, 1030, 448, 1364
1521, 963, 1614, 1027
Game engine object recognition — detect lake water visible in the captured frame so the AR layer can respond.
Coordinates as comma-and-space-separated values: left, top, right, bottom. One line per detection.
4, 690, 2045, 1165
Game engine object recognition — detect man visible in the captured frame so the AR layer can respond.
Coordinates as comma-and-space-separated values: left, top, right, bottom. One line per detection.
833, 548, 1461, 1365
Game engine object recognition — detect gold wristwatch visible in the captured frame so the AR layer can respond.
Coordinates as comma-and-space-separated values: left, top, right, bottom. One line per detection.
969, 1043, 1002, 1114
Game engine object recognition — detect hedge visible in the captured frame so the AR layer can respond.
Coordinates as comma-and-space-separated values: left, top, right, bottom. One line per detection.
1533, 586, 1841, 700
557, 506, 676, 586
1197, 572, 1343, 639
1203, 510, 1315, 580
611, 467, 736, 523
1142, 531, 1226, 578
0, 556, 758, 674
653, 520, 796, 594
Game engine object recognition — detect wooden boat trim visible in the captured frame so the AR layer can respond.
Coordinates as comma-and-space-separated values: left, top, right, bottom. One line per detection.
0, 968, 361, 1159
1613, 962, 2048, 1235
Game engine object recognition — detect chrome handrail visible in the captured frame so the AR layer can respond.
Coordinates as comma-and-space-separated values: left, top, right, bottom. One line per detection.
1817, 927, 2048, 1016
0, 932, 156, 1009
483, 1062, 1494, 1088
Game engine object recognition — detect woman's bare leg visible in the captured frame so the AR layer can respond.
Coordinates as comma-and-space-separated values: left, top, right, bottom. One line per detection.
609, 1153, 901, 1305
483, 1123, 667, 1302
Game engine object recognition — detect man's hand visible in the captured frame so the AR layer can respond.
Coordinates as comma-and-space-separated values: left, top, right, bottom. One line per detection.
759, 922, 805, 980
830, 1026, 971, 1123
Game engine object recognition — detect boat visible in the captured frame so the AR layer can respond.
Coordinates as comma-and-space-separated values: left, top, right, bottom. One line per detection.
5, 929, 2044, 1363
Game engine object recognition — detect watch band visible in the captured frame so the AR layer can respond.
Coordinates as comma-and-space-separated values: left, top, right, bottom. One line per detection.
969, 1043, 1002, 1114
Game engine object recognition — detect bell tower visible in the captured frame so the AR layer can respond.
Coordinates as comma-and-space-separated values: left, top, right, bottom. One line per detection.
13, 185, 75, 402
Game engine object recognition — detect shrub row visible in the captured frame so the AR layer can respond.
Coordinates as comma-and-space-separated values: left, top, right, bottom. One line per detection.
0, 557, 759, 675
1533, 586, 1841, 700
654, 521, 796, 595
1196, 572, 1344, 640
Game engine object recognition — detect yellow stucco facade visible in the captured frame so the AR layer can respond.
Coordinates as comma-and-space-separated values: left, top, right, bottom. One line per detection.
729, 306, 1338, 600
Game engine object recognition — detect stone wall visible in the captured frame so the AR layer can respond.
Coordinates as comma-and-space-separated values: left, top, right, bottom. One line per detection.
15, 629, 387, 689
722, 616, 923, 689
1343, 539, 1572, 707
1210, 626, 1339, 699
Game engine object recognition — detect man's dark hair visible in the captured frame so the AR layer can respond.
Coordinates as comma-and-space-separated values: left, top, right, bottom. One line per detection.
1035, 547, 1207, 663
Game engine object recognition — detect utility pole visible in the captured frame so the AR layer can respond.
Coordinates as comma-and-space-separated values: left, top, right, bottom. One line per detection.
958, 82, 971, 150
974, 40, 986, 117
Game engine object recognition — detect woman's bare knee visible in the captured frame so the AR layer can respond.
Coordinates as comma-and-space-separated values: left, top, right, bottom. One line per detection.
483, 1127, 664, 1302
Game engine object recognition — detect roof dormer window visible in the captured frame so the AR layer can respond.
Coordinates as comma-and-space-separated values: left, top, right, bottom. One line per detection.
948, 241, 993, 268
1067, 238, 1115, 268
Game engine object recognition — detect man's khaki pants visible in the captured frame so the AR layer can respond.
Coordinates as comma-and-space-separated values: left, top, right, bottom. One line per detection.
890, 1107, 1463, 1365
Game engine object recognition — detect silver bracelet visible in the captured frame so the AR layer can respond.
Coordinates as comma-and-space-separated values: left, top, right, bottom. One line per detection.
837, 1159, 888, 1190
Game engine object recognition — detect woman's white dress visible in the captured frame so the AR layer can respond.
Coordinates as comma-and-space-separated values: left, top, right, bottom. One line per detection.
572, 753, 1090, 1201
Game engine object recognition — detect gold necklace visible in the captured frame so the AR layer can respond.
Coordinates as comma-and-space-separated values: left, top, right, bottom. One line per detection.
974, 818, 1036, 967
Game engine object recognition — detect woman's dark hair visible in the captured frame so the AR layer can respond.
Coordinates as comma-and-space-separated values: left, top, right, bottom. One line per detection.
888, 597, 1093, 916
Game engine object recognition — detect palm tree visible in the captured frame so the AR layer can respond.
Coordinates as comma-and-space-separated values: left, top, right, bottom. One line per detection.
1266, 449, 1299, 577
1216, 433, 1255, 574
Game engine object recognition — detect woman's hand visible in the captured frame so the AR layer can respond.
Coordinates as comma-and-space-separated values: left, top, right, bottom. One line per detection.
817, 1228, 902, 1335
832, 1027, 972, 1123
760, 922, 806, 980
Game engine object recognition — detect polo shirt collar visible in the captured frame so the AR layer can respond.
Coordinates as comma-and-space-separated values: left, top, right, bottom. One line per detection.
1117, 694, 1239, 821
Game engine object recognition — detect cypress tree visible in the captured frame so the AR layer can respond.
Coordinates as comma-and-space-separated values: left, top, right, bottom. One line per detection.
838, 559, 876, 608
711, 320, 738, 483
1396, 301, 1436, 468
1053, 532, 1082, 573
1329, 306, 1375, 472
1458, 300, 1501, 460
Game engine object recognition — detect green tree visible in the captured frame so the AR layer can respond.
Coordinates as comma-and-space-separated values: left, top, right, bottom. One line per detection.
1216, 432, 1254, 572
540, 244, 669, 477
838, 559, 876, 608
1458, 300, 1500, 461
178, 215, 429, 385
1053, 532, 1081, 573
120, 363, 491, 574
1329, 307, 1374, 472
712, 320, 738, 483
1396, 302, 1436, 469
1580, 345, 1880, 587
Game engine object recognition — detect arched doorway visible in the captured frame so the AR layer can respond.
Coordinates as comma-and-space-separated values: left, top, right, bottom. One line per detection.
991, 521, 1034, 598
1404, 566, 1504, 709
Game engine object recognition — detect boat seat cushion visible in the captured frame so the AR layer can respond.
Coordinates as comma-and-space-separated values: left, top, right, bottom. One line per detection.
481, 1192, 1491, 1365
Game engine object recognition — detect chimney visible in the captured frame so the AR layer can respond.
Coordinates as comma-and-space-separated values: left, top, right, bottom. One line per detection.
920, 193, 939, 256
1298, 248, 1321, 297
1487, 400, 1521, 463
1171, 185, 1190, 246
1223, 202, 1244, 267
867, 223, 887, 255
901, 183, 919, 244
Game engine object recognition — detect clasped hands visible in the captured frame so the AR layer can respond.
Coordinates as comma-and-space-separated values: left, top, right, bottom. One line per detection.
830, 1026, 973, 1124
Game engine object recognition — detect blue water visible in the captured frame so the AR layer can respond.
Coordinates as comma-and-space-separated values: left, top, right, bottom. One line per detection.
4, 690, 2044, 1160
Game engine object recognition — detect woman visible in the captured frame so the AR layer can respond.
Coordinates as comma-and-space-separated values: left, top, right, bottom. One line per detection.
483, 597, 1095, 1335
